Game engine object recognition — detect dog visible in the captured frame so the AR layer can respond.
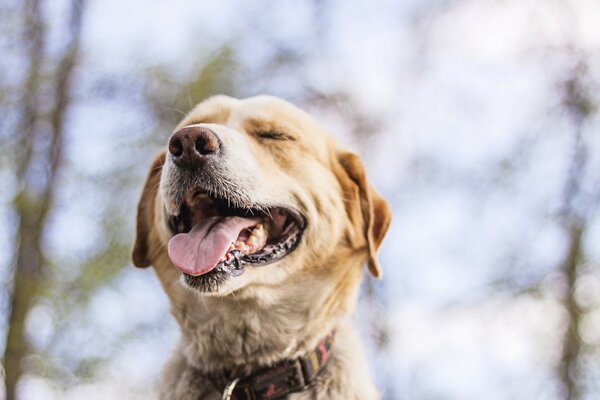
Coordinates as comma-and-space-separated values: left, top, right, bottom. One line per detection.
132, 95, 391, 399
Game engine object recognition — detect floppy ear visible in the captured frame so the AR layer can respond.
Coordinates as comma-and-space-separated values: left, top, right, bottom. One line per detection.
132, 152, 166, 268
335, 151, 392, 278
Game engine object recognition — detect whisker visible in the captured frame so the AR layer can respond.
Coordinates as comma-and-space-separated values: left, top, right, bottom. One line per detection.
230, 291, 241, 306
170, 107, 187, 117
147, 241, 166, 262
200, 295, 209, 312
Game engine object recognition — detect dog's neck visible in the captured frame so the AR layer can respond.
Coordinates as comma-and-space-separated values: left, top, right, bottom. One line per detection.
155, 258, 362, 375
181, 283, 350, 374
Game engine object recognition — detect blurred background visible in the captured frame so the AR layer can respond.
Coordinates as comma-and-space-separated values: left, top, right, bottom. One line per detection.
1, 0, 600, 399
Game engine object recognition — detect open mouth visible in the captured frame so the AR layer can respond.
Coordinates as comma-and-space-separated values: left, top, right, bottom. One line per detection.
166, 189, 305, 284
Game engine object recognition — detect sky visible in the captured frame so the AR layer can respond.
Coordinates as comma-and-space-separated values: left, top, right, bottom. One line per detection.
4, 0, 600, 399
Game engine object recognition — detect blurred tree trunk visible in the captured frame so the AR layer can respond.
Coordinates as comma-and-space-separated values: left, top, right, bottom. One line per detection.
557, 60, 596, 400
559, 223, 583, 400
3, 1, 85, 399
3, 0, 45, 396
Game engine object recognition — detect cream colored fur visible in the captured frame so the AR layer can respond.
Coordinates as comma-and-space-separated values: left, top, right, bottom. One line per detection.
133, 95, 392, 399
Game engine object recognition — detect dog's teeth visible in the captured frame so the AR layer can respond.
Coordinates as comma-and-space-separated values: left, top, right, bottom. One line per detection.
244, 224, 268, 254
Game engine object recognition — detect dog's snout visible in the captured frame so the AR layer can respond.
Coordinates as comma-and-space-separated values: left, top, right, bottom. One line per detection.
168, 126, 220, 168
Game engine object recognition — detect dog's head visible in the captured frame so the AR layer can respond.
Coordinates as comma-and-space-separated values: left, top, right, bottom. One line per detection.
132, 95, 391, 297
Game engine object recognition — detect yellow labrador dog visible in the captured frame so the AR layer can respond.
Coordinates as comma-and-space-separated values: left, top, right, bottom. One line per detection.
132, 95, 391, 400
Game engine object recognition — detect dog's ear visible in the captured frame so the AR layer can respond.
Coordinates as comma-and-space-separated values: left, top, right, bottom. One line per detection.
334, 151, 392, 278
132, 152, 166, 268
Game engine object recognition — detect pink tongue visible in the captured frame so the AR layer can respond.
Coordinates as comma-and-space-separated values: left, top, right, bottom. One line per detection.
168, 216, 260, 276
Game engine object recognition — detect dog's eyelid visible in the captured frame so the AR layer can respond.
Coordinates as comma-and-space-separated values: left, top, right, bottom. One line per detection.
255, 130, 296, 141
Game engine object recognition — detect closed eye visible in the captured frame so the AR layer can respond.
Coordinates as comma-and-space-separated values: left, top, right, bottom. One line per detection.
255, 130, 296, 141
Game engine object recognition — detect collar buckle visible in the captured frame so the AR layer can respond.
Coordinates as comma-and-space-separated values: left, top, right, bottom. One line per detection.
222, 378, 240, 400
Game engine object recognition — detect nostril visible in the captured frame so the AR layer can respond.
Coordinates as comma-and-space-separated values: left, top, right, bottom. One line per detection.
195, 134, 219, 155
169, 137, 184, 157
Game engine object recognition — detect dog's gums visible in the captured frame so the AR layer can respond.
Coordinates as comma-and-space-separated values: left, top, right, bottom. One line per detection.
166, 189, 304, 286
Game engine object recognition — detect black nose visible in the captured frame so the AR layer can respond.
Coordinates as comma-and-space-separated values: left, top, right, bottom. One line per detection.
168, 126, 220, 168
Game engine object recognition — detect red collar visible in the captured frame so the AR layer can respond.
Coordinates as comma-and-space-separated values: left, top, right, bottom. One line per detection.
212, 333, 335, 400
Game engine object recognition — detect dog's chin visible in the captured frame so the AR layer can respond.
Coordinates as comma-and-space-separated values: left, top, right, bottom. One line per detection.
179, 269, 241, 295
